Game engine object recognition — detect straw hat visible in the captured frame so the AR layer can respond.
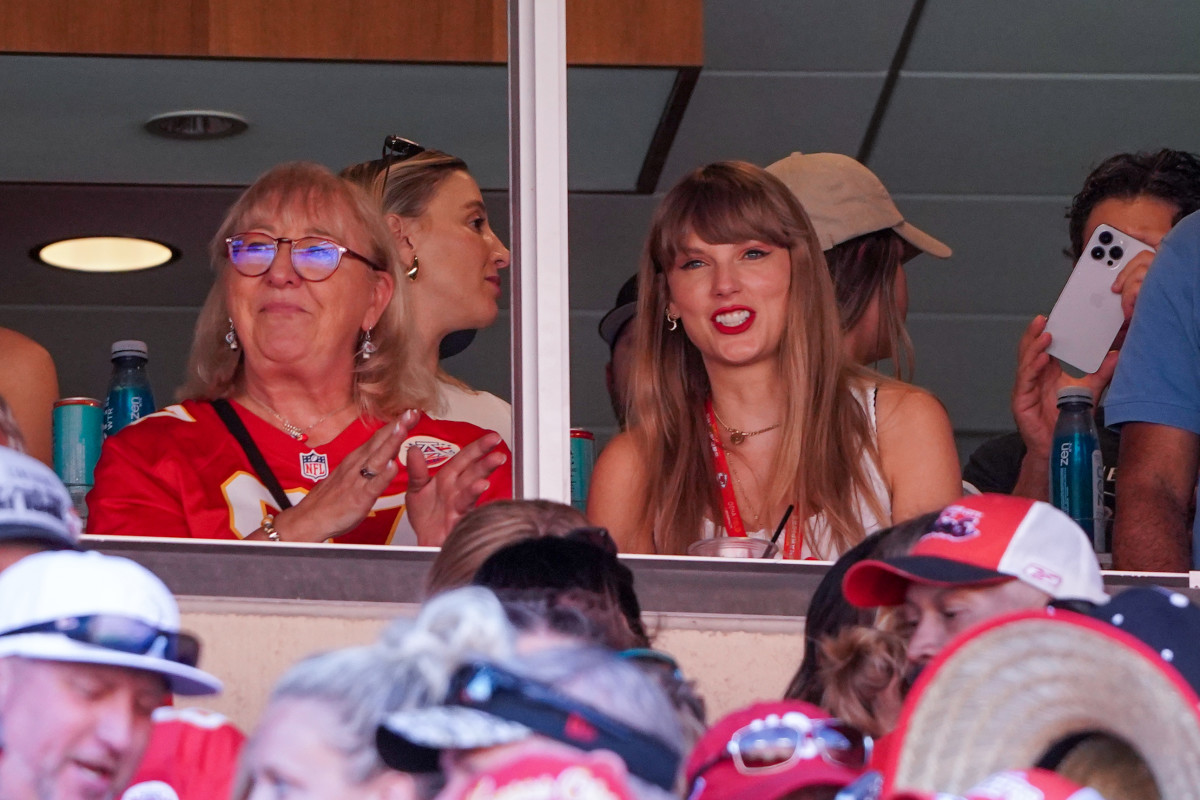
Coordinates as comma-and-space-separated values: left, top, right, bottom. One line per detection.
885, 608, 1200, 800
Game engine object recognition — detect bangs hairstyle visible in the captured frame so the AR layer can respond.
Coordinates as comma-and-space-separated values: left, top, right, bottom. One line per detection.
180, 161, 436, 418
628, 161, 885, 556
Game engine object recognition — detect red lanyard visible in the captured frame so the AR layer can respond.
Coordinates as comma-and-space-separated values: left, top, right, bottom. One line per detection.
706, 399, 747, 538
706, 399, 803, 557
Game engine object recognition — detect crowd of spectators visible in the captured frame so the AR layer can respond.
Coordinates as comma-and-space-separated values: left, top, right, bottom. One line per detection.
5, 139, 1200, 800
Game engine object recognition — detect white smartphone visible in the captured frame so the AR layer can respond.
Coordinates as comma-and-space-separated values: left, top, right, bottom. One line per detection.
1045, 224, 1155, 373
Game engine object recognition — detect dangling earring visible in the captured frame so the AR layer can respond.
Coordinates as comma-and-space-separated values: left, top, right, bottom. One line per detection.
358, 328, 378, 360
406, 256, 419, 281
665, 307, 679, 332
225, 318, 239, 350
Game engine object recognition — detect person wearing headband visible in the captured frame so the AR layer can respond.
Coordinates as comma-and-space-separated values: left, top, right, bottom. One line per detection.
0, 550, 221, 800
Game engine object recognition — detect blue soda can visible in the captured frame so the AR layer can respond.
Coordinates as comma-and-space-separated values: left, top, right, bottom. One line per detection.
102, 340, 155, 438
570, 428, 595, 512
53, 397, 103, 519
1050, 386, 1104, 551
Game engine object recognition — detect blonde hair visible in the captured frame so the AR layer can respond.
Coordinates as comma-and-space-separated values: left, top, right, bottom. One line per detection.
180, 162, 436, 418
628, 161, 886, 555
817, 626, 907, 738
425, 499, 589, 596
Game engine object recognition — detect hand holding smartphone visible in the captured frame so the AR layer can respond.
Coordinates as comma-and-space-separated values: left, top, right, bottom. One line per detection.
1045, 224, 1155, 373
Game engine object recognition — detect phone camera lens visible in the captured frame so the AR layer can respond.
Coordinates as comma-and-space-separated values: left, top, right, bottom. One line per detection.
1109, 246, 1124, 260
1099, 231, 1114, 245
1091, 246, 1106, 260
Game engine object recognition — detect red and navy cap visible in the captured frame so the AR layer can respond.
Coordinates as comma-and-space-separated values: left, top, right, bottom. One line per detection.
843, 495, 1107, 608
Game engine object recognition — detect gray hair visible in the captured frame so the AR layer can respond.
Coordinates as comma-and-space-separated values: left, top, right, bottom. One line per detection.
508, 645, 687, 800
250, 587, 516, 787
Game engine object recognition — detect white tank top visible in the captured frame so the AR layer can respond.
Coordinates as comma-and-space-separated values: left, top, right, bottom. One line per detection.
700, 383, 891, 560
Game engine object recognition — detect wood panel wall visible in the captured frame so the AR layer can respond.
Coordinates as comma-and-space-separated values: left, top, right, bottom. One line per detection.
0, 0, 701, 66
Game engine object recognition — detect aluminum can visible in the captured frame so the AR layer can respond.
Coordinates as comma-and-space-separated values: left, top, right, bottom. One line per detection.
53, 397, 102, 519
569, 428, 595, 512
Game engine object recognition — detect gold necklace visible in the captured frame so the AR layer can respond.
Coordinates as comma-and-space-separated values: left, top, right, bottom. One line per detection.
712, 406, 781, 446
246, 395, 353, 443
725, 454, 765, 530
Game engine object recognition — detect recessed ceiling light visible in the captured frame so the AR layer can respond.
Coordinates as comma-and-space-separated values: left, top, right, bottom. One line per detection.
34, 237, 177, 273
145, 110, 248, 140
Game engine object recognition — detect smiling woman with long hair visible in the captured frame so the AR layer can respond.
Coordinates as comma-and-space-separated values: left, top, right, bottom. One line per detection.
587, 162, 960, 557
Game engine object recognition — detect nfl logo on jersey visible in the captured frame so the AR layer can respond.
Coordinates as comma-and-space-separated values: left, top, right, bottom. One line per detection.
299, 450, 329, 482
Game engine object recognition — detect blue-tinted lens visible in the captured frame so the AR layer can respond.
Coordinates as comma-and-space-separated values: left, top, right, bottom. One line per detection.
815, 723, 868, 768
85, 615, 162, 654
735, 728, 801, 770
228, 235, 276, 274
292, 239, 342, 279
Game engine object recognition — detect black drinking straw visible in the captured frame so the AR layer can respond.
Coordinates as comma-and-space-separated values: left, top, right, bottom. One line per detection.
765, 504, 795, 556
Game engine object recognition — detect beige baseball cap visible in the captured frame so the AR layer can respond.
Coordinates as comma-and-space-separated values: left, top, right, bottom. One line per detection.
766, 152, 951, 259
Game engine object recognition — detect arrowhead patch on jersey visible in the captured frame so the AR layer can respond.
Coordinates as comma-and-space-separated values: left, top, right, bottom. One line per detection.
401, 437, 461, 468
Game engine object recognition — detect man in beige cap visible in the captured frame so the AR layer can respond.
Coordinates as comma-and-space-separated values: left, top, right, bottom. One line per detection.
766, 152, 951, 378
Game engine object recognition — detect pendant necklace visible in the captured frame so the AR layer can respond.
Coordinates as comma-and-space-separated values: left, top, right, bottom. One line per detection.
712, 406, 781, 446
246, 396, 353, 443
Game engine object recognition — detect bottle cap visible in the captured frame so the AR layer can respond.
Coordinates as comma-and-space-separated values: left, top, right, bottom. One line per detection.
1056, 386, 1094, 406
111, 340, 148, 360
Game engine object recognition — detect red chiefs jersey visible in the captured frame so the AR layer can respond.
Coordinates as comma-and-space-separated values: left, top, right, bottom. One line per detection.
87, 399, 512, 545
121, 707, 245, 800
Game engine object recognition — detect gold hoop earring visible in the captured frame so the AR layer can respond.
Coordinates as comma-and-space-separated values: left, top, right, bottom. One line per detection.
665, 307, 679, 332
406, 256, 419, 281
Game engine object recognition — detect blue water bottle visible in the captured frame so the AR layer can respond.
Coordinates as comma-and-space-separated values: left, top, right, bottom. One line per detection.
1050, 386, 1104, 552
102, 340, 156, 438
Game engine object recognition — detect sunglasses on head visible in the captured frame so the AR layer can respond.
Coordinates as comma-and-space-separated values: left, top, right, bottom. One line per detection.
689, 711, 871, 790
225, 233, 383, 282
377, 135, 427, 197
0, 614, 200, 667
447, 661, 681, 792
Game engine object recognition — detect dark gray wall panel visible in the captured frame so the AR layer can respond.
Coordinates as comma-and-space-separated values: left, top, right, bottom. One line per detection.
871, 77, 1200, 195
910, 0, 1200, 74
897, 195, 1075, 316
706, 0, 912, 72
659, 73, 884, 187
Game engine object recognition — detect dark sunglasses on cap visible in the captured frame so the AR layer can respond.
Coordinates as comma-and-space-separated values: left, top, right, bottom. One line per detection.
689, 711, 871, 789
0, 614, 201, 667
447, 660, 681, 792
226, 233, 383, 282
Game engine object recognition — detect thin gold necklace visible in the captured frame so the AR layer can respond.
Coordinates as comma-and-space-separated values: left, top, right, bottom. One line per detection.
726, 452, 766, 530
245, 395, 353, 443
712, 406, 781, 446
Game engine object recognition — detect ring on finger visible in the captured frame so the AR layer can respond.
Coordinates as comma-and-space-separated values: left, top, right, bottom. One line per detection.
360, 466, 378, 480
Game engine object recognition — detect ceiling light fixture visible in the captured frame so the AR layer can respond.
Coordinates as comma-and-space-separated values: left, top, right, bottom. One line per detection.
34, 237, 178, 273
145, 110, 248, 140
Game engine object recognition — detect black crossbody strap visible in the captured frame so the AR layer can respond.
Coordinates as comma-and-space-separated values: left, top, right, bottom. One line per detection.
211, 399, 293, 510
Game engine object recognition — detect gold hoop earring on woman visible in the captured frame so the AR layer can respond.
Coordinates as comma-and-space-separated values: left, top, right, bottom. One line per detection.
665, 308, 680, 332
406, 256, 419, 281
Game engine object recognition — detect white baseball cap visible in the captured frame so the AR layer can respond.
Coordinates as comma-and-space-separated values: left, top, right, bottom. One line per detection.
0, 445, 82, 550
0, 551, 221, 695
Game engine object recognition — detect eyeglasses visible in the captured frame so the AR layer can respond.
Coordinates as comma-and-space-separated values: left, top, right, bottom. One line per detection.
0, 614, 200, 667
617, 647, 683, 679
689, 712, 871, 788
225, 233, 383, 281
447, 661, 681, 792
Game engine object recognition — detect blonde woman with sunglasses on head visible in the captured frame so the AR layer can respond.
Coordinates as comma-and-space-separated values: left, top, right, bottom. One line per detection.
343, 137, 513, 447
88, 162, 511, 546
